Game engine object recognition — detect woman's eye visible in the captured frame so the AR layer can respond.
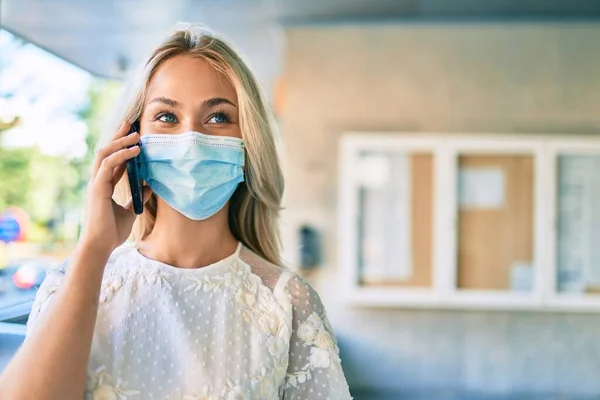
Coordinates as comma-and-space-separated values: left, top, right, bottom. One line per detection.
207, 112, 231, 124
157, 113, 177, 123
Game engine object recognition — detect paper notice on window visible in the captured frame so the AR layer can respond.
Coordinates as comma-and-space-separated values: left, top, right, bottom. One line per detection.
359, 153, 412, 281
356, 154, 391, 189
510, 262, 534, 292
458, 168, 505, 210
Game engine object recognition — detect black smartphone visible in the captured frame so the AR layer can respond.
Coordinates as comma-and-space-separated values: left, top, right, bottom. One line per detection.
126, 120, 143, 215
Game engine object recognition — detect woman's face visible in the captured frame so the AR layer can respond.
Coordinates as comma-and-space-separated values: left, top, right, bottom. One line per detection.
141, 55, 241, 139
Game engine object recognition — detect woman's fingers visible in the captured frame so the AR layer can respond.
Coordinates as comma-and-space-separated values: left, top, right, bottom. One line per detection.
112, 121, 133, 141
92, 122, 130, 174
91, 132, 140, 179
96, 146, 140, 186
111, 163, 127, 186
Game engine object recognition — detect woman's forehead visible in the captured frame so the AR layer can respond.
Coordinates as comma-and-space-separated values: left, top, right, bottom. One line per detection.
147, 55, 237, 104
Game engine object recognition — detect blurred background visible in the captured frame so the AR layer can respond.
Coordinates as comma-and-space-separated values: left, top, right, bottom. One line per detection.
3, 1, 600, 399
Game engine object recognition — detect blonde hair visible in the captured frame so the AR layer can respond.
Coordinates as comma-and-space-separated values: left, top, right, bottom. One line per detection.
100, 23, 284, 265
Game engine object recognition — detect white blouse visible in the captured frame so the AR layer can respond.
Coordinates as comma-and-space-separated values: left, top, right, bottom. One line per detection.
26, 243, 352, 400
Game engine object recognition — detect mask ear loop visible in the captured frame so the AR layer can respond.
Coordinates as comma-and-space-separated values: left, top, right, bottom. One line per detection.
241, 141, 246, 173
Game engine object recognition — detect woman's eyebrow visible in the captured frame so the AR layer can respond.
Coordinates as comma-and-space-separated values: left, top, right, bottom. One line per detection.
147, 96, 180, 107
203, 97, 237, 108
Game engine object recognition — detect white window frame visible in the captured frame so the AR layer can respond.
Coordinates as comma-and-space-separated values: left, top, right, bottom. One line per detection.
338, 135, 444, 308
544, 139, 600, 311
338, 133, 600, 312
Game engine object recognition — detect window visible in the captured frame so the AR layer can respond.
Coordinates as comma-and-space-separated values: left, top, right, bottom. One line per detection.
340, 134, 600, 311
456, 154, 535, 292
545, 140, 600, 311
555, 155, 600, 294
356, 151, 434, 288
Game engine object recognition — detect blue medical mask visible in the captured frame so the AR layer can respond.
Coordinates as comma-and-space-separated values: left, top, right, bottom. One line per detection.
138, 132, 245, 220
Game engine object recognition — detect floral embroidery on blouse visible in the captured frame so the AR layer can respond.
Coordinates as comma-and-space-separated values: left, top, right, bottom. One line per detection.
221, 380, 253, 400
30, 283, 59, 317
203, 259, 290, 395
99, 274, 124, 304
99, 265, 173, 304
182, 376, 277, 400
250, 365, 287, 398
85, 366, 140, 400
181, 388, 218, 400
236, 264, 290, 372
285, 312, 342, 388
135, 267, 172, 289
184, 259, 249, 295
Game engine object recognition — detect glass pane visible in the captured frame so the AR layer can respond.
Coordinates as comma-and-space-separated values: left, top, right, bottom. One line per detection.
556, 155, 600, 294
457, 154, 535, 292
357, 151, 434, 287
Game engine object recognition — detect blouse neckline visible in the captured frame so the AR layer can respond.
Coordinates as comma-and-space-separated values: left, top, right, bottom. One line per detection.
133, 241, 242, 273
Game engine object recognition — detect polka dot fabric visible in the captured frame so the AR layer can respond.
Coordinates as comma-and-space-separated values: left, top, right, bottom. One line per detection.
26, 243, 352, 400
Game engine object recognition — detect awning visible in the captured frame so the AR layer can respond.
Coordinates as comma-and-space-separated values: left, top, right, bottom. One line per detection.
3, 0, 600, 84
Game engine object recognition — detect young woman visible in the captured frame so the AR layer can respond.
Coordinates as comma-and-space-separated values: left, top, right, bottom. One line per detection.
0, 24, 352, 399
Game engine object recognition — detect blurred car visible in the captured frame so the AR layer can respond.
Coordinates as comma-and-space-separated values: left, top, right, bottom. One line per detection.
0, 257, 58, 323
11, 259, 50, 290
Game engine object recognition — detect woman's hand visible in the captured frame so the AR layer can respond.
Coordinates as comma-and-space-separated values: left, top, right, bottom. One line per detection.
80, 122, 152, 255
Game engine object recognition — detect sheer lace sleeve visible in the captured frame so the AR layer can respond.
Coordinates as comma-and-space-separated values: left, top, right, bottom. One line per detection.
25, 245, 132, 338
25, 263, 66, 339
281, 273, 352, 400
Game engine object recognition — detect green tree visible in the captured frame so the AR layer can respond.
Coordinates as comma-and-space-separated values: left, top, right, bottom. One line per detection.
0, 147, 31, 210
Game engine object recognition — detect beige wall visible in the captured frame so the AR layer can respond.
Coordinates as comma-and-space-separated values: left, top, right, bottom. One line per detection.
278, 22, 600, 395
